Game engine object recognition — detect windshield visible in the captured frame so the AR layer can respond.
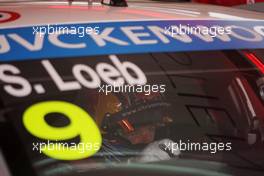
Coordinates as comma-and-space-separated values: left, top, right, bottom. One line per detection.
1, 49, 264, 175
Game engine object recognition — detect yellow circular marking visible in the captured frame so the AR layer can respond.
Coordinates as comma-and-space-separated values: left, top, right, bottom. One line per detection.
23, 101, 102, 160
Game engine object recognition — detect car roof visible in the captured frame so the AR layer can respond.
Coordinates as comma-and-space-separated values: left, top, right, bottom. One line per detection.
1, 1, 264, 62
1, 0, 264, 29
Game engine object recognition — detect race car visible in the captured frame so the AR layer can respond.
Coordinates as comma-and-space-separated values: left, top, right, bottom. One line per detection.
0, 0, 264, 176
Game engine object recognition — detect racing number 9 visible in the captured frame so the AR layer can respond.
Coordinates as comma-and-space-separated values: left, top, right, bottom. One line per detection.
23, 101, 102, 160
